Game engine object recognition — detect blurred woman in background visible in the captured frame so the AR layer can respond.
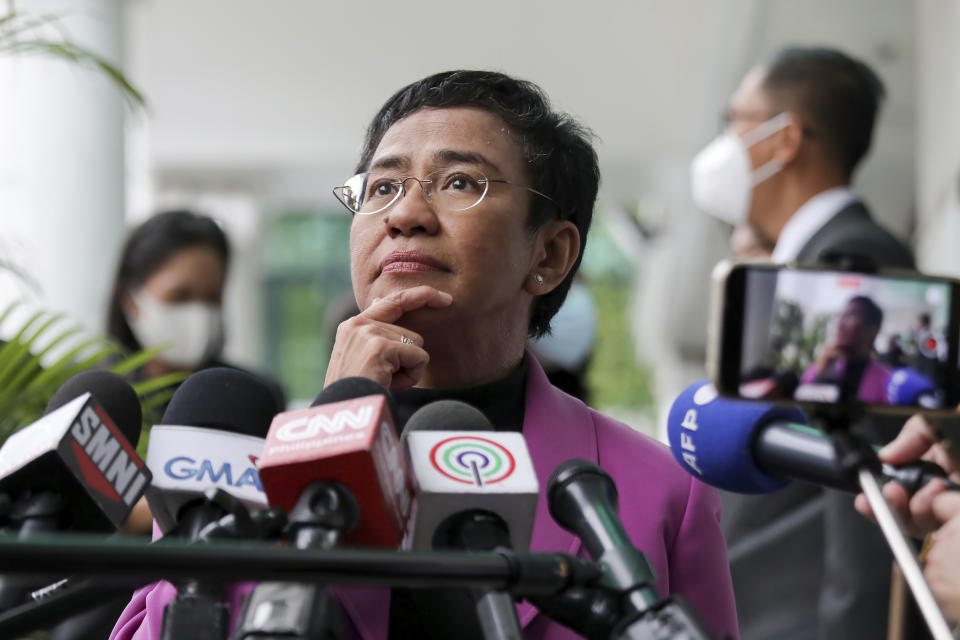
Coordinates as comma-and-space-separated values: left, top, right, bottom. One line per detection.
106, 209, 284, 408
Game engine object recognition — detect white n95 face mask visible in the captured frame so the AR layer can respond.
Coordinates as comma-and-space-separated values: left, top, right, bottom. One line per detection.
690, 112, 793, 226
126, 291, 225, 369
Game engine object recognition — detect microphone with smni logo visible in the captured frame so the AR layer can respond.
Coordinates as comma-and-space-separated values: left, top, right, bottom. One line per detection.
0, 370, 149, 610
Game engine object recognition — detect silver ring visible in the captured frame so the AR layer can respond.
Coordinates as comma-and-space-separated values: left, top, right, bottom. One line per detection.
400, 335, 414, 345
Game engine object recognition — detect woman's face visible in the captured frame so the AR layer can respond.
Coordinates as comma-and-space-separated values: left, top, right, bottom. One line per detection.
835, 301, 878, 356
135, 244, 226, 309
350, 106, 541, 331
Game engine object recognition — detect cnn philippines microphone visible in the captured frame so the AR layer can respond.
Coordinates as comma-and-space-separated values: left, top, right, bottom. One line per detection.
145, 367, 278, 537
258, 377, 410, 549
234, 378, 399, 640
146, 367, 280, 640
667, 379, 959, 495
402, 400, 539, 640
0, 370, 149, 611
547, 460, 716, 640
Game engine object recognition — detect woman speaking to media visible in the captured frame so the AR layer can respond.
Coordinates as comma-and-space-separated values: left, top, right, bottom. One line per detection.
112, 70, 738, 640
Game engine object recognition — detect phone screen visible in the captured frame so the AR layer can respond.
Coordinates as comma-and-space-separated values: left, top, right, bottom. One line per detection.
736, 267, 959, 409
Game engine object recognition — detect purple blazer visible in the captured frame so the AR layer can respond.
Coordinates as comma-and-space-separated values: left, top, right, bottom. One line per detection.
111, 356, 738, 639
801, 357, 891, 404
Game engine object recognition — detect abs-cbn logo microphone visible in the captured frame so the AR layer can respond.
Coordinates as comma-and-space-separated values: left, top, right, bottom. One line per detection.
273, 405, 374, 442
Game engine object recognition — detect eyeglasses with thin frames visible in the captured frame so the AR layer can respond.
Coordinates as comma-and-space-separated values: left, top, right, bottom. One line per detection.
332, 168, 558, 216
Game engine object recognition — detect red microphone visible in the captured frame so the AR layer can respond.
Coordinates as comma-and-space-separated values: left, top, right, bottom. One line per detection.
257, 378, 411, 548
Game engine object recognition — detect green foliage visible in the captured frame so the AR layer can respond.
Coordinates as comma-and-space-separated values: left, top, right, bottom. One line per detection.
586, 281, 654, 412
0, 1, 144, 106
0, 300, 186, 446
768, 299, 830, 373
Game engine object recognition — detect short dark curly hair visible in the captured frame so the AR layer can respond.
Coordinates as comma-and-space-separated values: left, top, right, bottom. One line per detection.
355, 70, 600, 338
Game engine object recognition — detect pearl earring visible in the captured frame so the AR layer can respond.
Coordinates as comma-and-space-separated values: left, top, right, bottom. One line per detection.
533, 274, 545, 286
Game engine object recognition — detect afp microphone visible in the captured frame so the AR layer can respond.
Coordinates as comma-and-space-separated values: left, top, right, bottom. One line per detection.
258, 377, 410, 548
145, 367, 278, 537
886, 367, 938, 408
667, 380, 958, 494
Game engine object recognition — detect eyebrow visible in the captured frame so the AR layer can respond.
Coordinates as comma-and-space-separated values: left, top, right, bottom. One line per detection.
432, 150, 501, 174
368, 149, 502, 174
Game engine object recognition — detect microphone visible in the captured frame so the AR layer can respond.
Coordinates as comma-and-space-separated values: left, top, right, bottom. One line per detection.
886, 367, 938, 408
0, 369, 149, 534
234, 378, 392, 640
402, 400, 538, 552
146, 367, 280, 640
0, 370, 149, 611
667, 380, 959, 494
145, 367, 278, 537
258, 377, 410, 549
402, 400, 538, 640
547, 460, 715, 640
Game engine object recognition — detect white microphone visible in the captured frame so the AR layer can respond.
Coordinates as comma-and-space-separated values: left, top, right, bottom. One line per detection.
401, 400, 538, 552
144, 367, 278, 537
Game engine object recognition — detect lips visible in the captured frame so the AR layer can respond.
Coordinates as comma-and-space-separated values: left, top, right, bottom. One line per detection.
379, 250, 448, 274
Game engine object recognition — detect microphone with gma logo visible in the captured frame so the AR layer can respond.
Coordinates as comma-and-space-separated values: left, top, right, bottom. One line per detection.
144, 367, 281, 640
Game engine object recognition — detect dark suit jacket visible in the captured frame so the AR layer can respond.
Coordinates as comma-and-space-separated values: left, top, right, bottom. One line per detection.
722, 199, 915, 640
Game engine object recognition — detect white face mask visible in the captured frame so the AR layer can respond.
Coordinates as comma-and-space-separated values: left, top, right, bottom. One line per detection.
126, 290, 225, 369
690, 112, 793, 226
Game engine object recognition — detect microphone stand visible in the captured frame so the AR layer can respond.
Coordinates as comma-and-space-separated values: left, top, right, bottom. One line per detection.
818, 406, 954, 640
547, 460, 718, 640
160, 489, 253, 640
0, 490, 67, 611
231, 481, 355, 640
0, 507, 289, 639
434, 510, 524, 640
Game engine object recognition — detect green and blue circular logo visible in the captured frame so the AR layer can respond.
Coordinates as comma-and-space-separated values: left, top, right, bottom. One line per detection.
429, 436, 516, 486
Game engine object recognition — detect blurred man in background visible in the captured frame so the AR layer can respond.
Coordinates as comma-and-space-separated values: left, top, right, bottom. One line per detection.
692, 46, 914, 639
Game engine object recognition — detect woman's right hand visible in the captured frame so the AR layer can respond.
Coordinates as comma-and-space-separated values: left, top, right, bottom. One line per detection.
810, 344, 842, 378
854, 414, 959, 537
324, 285, 452, 392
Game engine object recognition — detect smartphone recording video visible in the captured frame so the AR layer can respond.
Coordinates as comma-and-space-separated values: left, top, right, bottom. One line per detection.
709, 262, 960, 413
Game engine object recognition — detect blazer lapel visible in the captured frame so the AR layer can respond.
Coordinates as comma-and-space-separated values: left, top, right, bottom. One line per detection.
515, 353, 598, 626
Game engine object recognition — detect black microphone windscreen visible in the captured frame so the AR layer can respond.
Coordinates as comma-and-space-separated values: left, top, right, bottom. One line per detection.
312, 377, 398, 424
45, 370, 143, 446
403, 400, 493, 437
161, 367, 280, 437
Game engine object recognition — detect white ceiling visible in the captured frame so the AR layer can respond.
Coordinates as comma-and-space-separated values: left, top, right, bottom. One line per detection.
125, 0, 916, 229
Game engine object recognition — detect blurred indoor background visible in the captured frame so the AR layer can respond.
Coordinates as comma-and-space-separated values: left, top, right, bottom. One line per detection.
0, 0, 957, 435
